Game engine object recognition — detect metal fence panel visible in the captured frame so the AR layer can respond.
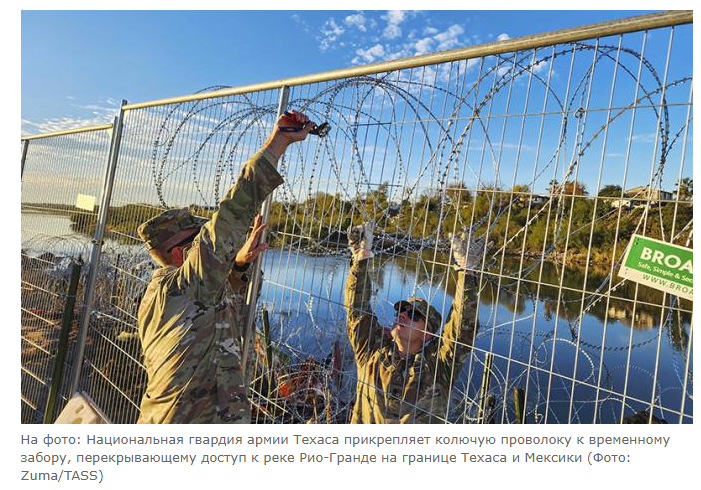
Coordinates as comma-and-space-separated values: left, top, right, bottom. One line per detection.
244, 27, 692, 424
276, 35, 688, 424
21, 127, 112, 423
74, 88, 284, 423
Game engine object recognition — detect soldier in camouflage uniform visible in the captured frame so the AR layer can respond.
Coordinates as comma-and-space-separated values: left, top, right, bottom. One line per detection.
136, 111, 315, 424
345, 222, 486, 423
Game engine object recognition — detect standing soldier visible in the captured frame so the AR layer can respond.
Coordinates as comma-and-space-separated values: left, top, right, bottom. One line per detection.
344, 222, 486, 423
136, 111, 315, 423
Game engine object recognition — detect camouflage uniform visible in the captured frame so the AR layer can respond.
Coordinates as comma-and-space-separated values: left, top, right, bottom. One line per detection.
136, 149, 283, 424
345, 258, 478, 423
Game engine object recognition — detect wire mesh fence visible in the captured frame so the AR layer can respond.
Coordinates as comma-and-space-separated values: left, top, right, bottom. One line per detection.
72, 88, 285, 423
247, 28, 693, 424
21, 127, 112, 423
21, 12, 692, 424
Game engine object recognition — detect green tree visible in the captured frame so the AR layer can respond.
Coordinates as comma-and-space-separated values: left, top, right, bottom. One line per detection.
445, 181, 472, 205
598, 184, 623, 197
675, 177, 693, 201
559, 180, 588, 196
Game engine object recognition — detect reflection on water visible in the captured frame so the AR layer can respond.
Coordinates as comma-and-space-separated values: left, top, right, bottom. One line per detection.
21, 212, 89, 254
21, 211, 138, 257
22, 212, 693, 423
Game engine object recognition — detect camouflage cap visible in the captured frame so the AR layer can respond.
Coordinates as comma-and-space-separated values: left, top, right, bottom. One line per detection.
393, 297, 443, 333
137, 208, 207, 251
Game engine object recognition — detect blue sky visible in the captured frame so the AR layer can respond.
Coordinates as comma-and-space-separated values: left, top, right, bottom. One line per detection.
22, 10, 662, 133
20, 10, 692, 205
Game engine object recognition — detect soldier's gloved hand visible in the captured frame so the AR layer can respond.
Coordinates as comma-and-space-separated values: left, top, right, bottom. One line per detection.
348, 221, 374, 262
450, 231, 491, 270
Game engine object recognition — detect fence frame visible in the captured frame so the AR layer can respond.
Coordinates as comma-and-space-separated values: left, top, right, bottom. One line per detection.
21, 140, 29, 179
43, 260, 83, 424
21, 124, 114, 180
121, 11, 691, 110
68, 102, 128, 396
21, 123, 115, 422
240, 86, 291, 378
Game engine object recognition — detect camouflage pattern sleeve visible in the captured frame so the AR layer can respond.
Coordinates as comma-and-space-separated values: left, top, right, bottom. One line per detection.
435, 270, 479, 385
407, 389, 452, 424
344, 257, 383, 363
174, 149, 283, 304
227, 264, 251, 293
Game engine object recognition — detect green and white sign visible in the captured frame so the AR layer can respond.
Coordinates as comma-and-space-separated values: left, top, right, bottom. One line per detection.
619, 234, 693, 301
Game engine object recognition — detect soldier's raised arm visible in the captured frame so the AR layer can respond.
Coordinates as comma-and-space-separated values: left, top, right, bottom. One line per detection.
344, 222, 384, 362
435, 233, 488, 385
174, 112, 315, 304
227, 214, 267, 292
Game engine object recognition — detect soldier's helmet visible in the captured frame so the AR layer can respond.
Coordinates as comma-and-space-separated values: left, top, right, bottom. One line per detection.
137, 208, 207, 251
393, 297, 443, 334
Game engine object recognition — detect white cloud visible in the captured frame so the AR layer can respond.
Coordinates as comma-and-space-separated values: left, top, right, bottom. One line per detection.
531, 59, 550, 74
322, 19, 344, 37
383, 24, 402, 40
386, 10, 407, 25
21, 116, 112, 135
21, 97, 122, 136
344, 13, 367, 32
382, 10, 408, 40
497, 33, 511, 41
80, 104, 118, 116
498, 142, 534, 151
632, 133, 657, 143
464, 59, 479, 71
317, 12, 471, 69
497, 65, 511, 77
384, 49, 410, 61
291, 13, 310, 33
422, 66, 438, 83
434, 24, 464, 50
319, 18, 345, 51
413, 37, 435, 56
407, 25, 465, 57
436, 58, 479, 83
352, 44, 386, 64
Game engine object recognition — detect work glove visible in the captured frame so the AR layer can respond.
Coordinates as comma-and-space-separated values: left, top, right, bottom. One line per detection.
348, 221, 374, 262
450, 231, 491, 271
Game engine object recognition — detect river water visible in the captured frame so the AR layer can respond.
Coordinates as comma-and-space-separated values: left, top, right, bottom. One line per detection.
21, 211, 693, 423
258, 248, 692, 424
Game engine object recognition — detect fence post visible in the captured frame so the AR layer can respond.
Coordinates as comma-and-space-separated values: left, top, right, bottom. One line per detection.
21, 139, 29, 180
240, 86, 289, 379
513, 387, 526, 424
43, 260, 83, 424
478, 352, 494, 424
261, 306, 274, 375
69, 100, 127, 396
250, 306, 277, 415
